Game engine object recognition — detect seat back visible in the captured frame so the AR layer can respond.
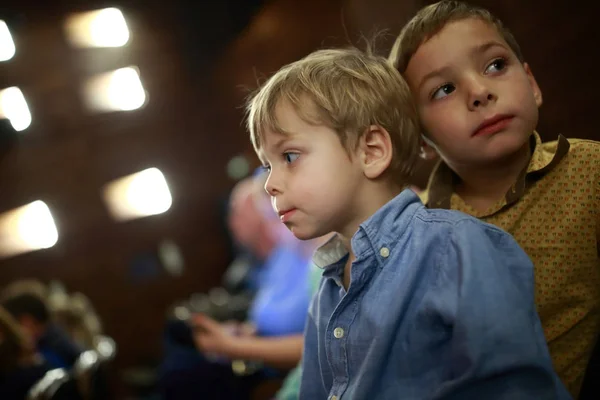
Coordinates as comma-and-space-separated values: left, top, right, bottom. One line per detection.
73, 339, 115, 400
27, 368, 71, 400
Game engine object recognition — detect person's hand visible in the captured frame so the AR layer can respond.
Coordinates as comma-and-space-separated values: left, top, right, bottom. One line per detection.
237, 322, 257, 337
191, 314, 236, 356
219, 320, 256, 337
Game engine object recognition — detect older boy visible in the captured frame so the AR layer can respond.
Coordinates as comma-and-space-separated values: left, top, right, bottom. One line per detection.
246, 47, 569, 399
389, 1, 600, 396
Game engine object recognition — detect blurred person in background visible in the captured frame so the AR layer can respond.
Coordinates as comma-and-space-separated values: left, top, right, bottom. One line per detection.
159, 171, 323, 399
1, 280, 82, 370
0, 305, 51, 399
48, 283, 103, 351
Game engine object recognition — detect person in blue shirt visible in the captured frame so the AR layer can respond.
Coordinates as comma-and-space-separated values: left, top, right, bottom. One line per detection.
191, 173, 331, 366
245, 47, 571, 399
161, 175, 324, 400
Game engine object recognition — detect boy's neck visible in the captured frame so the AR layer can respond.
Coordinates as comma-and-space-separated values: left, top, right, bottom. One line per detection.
337, 179, 403, 257
305, 179, 405, 289
335, 178, 404, 291
451, 141, 531, 210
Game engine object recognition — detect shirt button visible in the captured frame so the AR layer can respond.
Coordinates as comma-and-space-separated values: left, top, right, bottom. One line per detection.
379, 247, 390, 258
333, 327, 344, 339
330, 396, 338, 400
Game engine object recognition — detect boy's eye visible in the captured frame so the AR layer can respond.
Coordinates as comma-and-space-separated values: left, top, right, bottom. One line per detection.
485, 58, 507, 74
284, 152, 300, 164
431, 83, 455, 100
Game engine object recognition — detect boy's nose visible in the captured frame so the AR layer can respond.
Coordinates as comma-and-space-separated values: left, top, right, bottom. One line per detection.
467, 79, 496, 110
472, 92, 495, 108
264, 173, 281, 196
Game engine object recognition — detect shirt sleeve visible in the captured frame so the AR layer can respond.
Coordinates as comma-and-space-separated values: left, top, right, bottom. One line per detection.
432, 219, 571, 400
299, 311, 328, 400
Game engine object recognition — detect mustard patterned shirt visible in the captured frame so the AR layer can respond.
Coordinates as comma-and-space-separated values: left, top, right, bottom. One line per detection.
423, 132, 600, 398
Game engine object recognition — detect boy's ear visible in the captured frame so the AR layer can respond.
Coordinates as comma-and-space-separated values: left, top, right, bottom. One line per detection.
419, 135, 438, 161
523, 62, 543, 107
359, 125, 394, 179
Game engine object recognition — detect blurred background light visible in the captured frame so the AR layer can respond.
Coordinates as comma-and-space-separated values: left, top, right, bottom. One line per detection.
103, 168, 172, 221
0, 87, 32, 132
65, 8, 130, 48
0, 201, 59, 259
83, 67, 146, 112
0, 20, 16, 61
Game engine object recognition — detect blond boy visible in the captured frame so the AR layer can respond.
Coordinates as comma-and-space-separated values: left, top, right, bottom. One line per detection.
389, 1, 600, 396
246, 47, 569, 399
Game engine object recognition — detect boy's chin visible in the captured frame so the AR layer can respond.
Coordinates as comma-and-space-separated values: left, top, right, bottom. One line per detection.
291, 231, 317, 242
288, 225, 320, 242
467, 129, 531, 162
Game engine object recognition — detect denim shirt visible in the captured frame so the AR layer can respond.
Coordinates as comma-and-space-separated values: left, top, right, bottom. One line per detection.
299, 190, 571, 400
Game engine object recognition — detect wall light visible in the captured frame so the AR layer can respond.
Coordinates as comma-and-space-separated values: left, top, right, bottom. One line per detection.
0, 87, 32, 131
83, 67, 146, 112
65, 8, 130, 48
0, 201, 59, 259
103, 168, 172, 221
0, 20, 16, 61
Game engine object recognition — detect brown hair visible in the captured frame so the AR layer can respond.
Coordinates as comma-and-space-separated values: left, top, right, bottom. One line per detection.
389, 1, 524, 73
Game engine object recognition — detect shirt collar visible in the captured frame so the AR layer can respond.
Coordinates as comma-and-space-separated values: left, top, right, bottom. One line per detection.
312, 189, 420, 269
426, 132, 570, 209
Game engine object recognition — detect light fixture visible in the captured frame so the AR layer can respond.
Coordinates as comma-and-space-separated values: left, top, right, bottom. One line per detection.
0, 87, 32, 132
103, 168, 172, 221
0, 20, 16, 61
83, 67, 146, 112
0, 201, 59, 259
65, 8, 130, 48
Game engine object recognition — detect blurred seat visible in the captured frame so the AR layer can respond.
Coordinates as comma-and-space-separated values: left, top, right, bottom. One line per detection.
93, 335, 116, 362
73, 336, 116, 400
73, 350, 99, 399
27, 368, 81, 400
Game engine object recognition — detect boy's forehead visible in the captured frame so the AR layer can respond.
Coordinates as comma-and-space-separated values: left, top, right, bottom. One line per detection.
434, 18, 505, 48
265, 99, 318, 140
261, 129, 289, 148
274, 98, 319, 130
406, 18, 509, 85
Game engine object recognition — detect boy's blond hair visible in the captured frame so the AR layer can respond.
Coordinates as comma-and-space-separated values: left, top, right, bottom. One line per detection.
246, 47, 420, 182
389, 1, 524, 74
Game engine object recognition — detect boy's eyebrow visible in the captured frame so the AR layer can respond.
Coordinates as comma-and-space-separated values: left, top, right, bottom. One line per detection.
270, 133, 292, 150
417, 40, 507, 92
260, 131, 293, 159
469, 40, 507, 58
417, 66, 452, 92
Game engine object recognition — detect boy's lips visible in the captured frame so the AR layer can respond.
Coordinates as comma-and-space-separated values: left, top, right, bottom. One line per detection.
278, 208, 297, 223
473, 114, 514, 137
